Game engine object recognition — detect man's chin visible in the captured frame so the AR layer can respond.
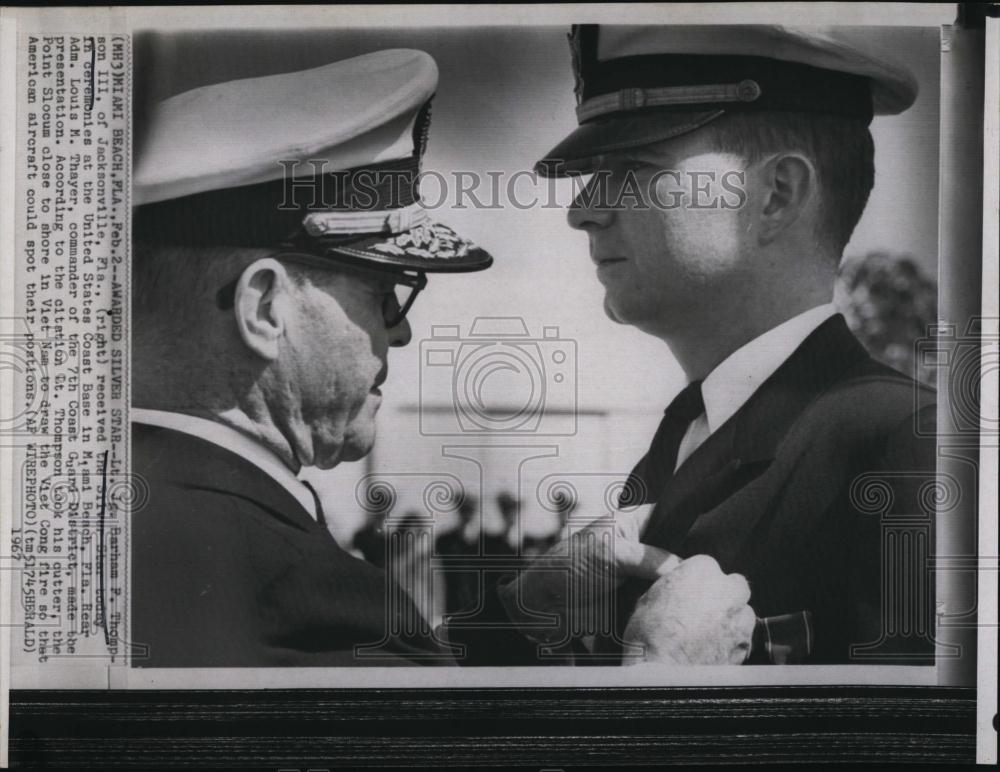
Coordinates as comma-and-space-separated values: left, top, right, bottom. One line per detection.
337, 439, 373, 464
336, 421, 378, 465
308, 429, 375, 469
603, 295, 628, 325
311, 399, 380, 468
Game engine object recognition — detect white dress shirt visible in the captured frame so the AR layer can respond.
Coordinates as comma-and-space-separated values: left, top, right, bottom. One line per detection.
674, 304, 839, 470
131, 408, 318, 520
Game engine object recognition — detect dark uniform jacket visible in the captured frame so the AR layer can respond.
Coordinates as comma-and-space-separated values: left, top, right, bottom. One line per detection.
131, 423, 443, 667
450, 315, 938, 665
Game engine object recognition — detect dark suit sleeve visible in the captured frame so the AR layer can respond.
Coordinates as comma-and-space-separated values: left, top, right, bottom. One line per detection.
790, 402, 939, 665
132, 488, 264, 667
746, 401, 938, 666
844, 403, 937, 665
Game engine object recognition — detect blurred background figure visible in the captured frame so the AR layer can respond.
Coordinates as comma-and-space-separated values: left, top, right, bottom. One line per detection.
836, 251, 938, 387
434, 494, 480, 615
524, 487, 578, 556
352, 509, 388, 568
486, 491, 521, 556
435, 493, 479, 554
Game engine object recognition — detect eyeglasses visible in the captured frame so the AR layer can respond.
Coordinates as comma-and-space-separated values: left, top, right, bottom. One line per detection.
373, 268, 427, 329
214, 251, 427, 329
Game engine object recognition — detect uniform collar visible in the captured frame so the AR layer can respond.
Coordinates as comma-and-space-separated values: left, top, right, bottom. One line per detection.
699, 304, 839, 434
131, 408, 317, 521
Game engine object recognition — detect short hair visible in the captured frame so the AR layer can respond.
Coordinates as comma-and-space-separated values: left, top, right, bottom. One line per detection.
132, 243, 316, 327
134, 243, 244, 320
699, 111, 875, 257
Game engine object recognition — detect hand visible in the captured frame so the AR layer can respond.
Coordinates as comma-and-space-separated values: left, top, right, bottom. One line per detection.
623, 555, 755, 665
497, 505, 680, 644
610, 504, 685, 580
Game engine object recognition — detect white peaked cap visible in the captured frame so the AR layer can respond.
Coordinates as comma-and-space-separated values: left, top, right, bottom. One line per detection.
133, 49, 492, 275
595, 25, 918, 116
134, 49, 438, 207
538, 24, 920, 176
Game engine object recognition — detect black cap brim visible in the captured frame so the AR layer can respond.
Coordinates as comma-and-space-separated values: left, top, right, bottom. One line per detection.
535, 108, 726, 178
316, 220, 493, 273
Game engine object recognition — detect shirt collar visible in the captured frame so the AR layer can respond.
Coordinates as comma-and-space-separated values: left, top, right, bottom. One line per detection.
700, 304, 839, 434
130, 408, 318, 521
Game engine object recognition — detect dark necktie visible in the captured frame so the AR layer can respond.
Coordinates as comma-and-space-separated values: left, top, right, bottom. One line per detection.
620, 380, 705, 506
301, 479, 327, 527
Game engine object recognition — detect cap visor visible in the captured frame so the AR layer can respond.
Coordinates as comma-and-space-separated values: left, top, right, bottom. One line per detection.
535, 108, 726, 177
323, 220, 493, 273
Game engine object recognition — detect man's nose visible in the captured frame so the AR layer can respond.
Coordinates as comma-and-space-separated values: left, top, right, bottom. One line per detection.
566, 182, 614, 231
387, 316, 412, 348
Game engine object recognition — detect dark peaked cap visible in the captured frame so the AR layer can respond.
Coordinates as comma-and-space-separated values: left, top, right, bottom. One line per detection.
537, 25, 919, 176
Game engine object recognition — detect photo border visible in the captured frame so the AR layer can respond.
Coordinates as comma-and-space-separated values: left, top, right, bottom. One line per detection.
6, 685, 979, 767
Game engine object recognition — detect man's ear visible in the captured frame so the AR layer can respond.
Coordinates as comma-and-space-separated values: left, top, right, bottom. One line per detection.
757, 153, 816, 246
232, 258, 291, 361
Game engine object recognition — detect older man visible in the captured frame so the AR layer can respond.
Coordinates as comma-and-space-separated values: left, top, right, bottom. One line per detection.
129, 50, 498, 667
472, 26, 938, 667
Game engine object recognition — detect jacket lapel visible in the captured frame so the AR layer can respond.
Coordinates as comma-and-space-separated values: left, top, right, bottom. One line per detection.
133, 423, 325, 537
640, 315, 871, 557
640, 419, 766, 553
